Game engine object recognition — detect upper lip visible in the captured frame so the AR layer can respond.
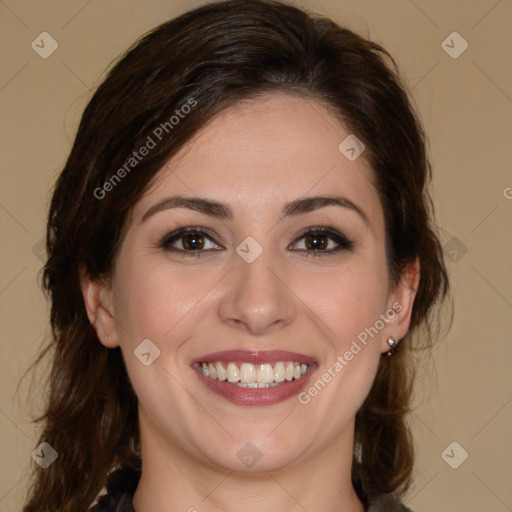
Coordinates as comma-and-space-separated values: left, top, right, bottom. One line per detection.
192, 350, 317, 365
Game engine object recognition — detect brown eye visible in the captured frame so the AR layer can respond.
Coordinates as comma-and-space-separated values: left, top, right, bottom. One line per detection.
290, 227, 354, 257
160, 227, 221, 255
304, 233, 329, 251
181, 233, 205, 250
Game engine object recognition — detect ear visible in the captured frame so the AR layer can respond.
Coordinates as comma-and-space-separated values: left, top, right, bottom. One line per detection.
380, 257, 420, 353
79, 263, 119, 348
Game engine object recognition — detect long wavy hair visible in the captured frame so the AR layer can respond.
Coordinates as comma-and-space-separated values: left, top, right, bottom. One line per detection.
23, 1, 450, 510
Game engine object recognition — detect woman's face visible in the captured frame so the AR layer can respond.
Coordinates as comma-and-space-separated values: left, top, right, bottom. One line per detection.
85, 94, 417, 474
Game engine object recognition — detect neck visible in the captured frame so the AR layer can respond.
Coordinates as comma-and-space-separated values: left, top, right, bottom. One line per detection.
132, 411, 365, 512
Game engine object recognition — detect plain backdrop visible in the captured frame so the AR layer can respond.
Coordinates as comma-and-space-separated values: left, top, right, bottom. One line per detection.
0, 1, 511, 511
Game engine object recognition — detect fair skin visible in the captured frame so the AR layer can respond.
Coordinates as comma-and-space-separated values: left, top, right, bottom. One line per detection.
81, 94, 419, 512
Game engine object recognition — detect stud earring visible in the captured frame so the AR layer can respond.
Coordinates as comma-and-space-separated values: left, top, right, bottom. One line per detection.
105, 333, 109, 343
386, 337, 396, 356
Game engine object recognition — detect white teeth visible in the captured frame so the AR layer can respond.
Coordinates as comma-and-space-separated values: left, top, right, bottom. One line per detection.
274, 362, 285, 382
227, 362, 240, 382
257, 363, 274, 383
235, 381, 281, 388
240, 363, 256, 384
285, 362, 295, 381
215, 362, 227, 381
207, 362, 217, 379
199, 361, 309, 385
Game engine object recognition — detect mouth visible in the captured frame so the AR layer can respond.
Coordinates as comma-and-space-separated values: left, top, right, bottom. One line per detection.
192, 350, 318, 406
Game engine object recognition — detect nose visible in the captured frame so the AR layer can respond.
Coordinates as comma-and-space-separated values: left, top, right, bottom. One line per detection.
217, 247, 297, 336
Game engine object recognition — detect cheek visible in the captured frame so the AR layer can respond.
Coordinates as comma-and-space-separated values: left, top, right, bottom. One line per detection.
111, 257, 204, 428
300, 258, 389, 348
113, 254, 213, 342
297, 267, 387, 426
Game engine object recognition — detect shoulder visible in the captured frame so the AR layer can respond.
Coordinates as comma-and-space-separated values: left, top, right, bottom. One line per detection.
367, 493, 414, 512
88, 468, 413, 512
88, 467, 141, 512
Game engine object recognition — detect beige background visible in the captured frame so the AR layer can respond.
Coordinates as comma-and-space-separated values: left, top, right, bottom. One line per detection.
1, 0, 511, 510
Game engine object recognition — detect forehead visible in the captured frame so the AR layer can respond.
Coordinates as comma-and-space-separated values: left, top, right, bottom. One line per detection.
133, 94, 383, 229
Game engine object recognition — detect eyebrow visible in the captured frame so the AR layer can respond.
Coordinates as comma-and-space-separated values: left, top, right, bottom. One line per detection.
141, 194, 371, 228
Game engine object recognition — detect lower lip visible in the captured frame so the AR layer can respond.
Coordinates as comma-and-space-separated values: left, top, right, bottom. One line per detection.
194, 365, 317, 406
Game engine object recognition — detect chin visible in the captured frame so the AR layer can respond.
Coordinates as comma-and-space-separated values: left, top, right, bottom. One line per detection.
194, 429, 307, 474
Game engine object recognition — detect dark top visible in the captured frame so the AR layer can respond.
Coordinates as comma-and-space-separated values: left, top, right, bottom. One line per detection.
89, 468, 413, 512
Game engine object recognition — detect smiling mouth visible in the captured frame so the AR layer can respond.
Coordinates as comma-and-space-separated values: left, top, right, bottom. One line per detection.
198, 361, 309, 387
191, 350, 317, 405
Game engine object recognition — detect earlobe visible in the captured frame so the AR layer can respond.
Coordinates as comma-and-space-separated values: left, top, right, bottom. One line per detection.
382, 258, 420, 352
79, 264, 119, 348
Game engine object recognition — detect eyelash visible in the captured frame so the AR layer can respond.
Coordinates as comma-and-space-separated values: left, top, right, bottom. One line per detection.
158, 226, 354, 258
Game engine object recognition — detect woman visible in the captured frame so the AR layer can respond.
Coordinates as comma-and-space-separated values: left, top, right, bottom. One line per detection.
23, 1, 450, 511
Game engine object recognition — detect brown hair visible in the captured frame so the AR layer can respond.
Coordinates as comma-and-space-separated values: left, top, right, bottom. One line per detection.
23, 1, 450, 510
